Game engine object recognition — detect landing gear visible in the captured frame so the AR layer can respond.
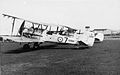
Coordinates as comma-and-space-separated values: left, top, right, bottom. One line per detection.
23, 44, 30, 49
74, 41, 89, 49
23, 42, 40, 49
33, 42, 40, 49
74, 43, 80, 49
74, 44, 81, 49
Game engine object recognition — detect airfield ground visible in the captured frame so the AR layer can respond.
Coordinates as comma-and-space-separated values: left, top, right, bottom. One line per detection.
0, 38, 120, 75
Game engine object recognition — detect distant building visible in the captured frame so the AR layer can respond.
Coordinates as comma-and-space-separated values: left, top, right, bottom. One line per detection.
93, 29, 113, 35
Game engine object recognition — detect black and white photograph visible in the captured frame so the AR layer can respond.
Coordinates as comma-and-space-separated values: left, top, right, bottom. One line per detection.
0, 0, 120, 75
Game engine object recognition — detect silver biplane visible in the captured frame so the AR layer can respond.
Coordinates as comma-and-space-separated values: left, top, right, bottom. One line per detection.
40, 25, 95, 48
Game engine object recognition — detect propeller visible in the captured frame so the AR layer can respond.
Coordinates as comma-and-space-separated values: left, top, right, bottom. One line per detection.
18, 20, 25, 36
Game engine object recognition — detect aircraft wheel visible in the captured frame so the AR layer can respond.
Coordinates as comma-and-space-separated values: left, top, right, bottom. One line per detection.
74, 44, 80, 49
33, 42, 39, 49
23, 44, 30, 49
75, 46, 80, 49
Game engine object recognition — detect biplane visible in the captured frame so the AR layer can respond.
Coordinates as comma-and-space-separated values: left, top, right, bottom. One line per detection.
42, 25, 95, 48
0, 14, 95, 49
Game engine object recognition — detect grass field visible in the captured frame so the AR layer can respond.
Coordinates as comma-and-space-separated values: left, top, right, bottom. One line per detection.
0, 39, 120, 75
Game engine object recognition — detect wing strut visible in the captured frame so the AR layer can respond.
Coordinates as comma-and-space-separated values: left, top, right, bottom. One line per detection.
56, 26, 59, 32
11, 18, 15, 35
49, 26, 51, 31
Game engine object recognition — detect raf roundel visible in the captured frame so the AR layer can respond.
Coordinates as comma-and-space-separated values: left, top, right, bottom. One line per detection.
57, 37, 63, 42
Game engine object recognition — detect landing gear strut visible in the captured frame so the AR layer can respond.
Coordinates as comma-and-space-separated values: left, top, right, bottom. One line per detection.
33, 42, 40, 49
23, 42, 41, 49
23, 44, 30, 49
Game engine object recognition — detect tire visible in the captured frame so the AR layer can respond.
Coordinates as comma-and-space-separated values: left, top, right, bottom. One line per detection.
74, 44, 80, 49
75, 46, 80, 49
33, 42, 39, 49
23, 44, 30, 49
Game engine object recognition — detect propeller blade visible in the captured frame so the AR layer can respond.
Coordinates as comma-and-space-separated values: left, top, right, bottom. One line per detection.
19, 20, 25, 35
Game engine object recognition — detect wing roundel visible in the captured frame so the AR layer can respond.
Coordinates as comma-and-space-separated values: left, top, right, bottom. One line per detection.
57, 37, 63, 43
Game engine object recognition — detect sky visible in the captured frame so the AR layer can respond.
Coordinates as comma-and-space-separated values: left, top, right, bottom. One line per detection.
0, 0, 120, 35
